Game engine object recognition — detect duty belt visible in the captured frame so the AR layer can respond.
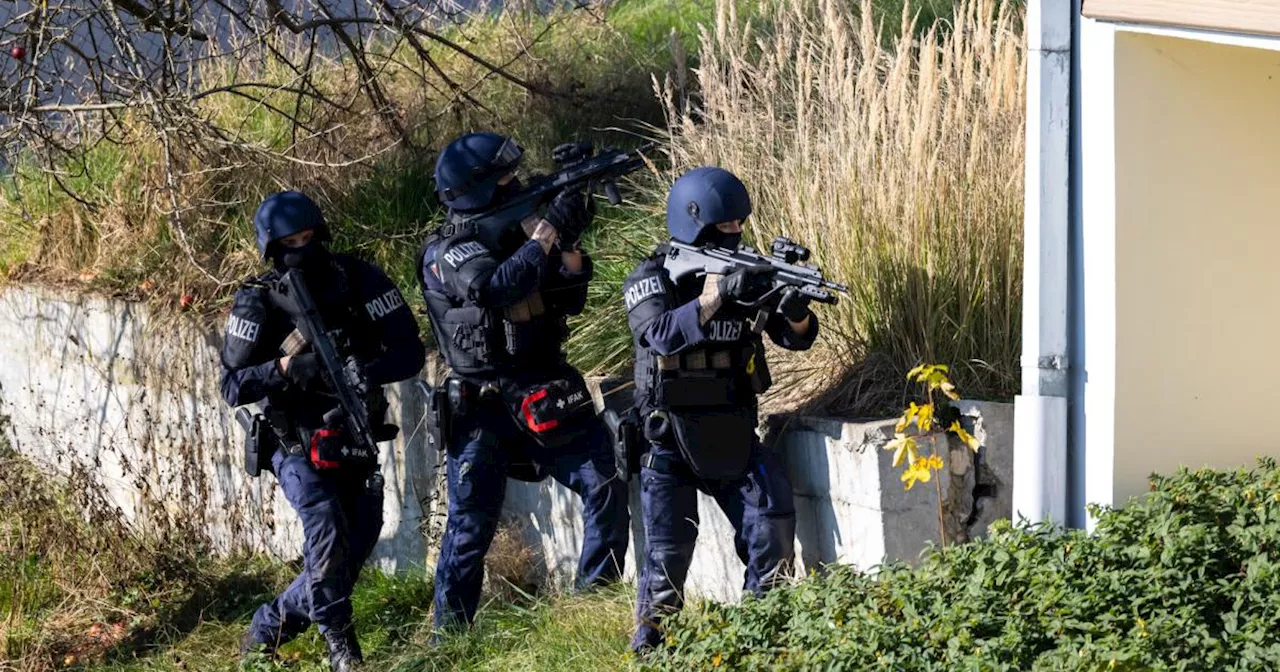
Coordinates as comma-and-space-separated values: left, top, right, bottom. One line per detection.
641, 451, 695, 480
453, 377, 501, 399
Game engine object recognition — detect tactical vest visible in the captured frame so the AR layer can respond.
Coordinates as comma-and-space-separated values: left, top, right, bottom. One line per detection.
419, 211, 568, 379
627, 254, 773, 481
633, 258, 772, 414
265, 257, 373, 356
258, 256, 384, 435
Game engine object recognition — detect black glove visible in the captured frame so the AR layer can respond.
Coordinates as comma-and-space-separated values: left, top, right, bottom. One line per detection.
284, 352, 324, 390
777, 287, 812, 322
544, 189, 595, 249
717, 265, 777, 303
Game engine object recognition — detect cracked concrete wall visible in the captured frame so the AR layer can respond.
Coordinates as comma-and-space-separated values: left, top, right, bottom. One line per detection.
0, 285, 436, 575
0, 285, 1015, 603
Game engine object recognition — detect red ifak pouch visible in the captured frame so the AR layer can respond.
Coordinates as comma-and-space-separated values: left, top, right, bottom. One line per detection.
309, 427, 377, 470
504, 376, 596, 448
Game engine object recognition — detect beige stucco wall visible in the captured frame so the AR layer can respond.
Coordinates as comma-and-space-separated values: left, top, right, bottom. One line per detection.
1111, 32, 1280, 504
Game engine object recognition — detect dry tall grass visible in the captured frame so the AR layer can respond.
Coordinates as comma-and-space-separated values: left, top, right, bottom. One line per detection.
659, 0, 1025, 412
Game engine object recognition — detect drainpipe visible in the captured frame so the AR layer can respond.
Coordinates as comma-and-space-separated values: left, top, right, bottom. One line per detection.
1013, 0, 1073, 527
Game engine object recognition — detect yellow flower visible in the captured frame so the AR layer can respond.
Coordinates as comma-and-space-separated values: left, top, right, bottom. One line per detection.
895, 402, 919, 434
940, 381, 960, 401
925, 454, 944, 470
712, 653, 723, 667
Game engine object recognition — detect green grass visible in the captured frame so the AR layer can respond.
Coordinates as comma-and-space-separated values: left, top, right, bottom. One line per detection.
1, 445, 636, 671
385, 584, 635, 672
75, 575, 635, 672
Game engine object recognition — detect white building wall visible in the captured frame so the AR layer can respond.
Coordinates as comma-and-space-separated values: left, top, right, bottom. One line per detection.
1084, 27, 1280, 510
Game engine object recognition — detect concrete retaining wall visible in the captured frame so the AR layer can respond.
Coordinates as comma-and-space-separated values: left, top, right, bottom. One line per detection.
0, 285, 1015, 602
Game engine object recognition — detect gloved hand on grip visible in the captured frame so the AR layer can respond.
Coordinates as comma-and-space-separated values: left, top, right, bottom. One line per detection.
544, 189, 595, 249
717, 265, 777, 304
284, 352, 324, 390
777, 287, 812, 322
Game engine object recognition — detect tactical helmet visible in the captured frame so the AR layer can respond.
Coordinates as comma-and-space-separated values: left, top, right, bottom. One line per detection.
434, 132, 524, 211
253, 191, 329, 259
665, 167, 752, 245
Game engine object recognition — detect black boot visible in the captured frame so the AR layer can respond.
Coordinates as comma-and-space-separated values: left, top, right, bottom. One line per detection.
324, 627, 364, 671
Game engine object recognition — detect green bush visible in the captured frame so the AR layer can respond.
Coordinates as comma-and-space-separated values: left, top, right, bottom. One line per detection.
643, 458, 1280, 671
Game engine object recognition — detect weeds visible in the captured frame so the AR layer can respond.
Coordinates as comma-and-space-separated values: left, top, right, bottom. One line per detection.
0, 0, 1026, 414
645, 458, 1280, 670
0, 0, 706, 313
0, 445, 287, 670
1, 446, 633, 671
659, 0, 1025, 413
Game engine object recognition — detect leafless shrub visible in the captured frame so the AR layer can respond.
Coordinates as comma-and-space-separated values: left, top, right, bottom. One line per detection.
0, 0, 634, 295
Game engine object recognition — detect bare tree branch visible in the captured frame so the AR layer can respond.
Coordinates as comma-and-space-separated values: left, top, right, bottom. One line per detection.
113, 0, 208, 41
0, 0, 620, 289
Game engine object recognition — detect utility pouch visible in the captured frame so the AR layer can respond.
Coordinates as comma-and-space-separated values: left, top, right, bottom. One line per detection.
656, 376, 737, 408
236, 407, 272, 477
603, 406, 641, 480
669, 410, 755, 481
502, 374, 595, 448
307, 425, 378, 471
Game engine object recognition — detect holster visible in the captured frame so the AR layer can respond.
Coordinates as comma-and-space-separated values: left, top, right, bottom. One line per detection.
603, 406, 641, 481
418, 379, 451, 453
236, 407, 273, 477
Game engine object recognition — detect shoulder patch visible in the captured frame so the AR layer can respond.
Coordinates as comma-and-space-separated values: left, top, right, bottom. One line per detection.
623, 274, 666, 312
441, 240, 488, 270
365, 288, 407, 320
226, 314, 261, 343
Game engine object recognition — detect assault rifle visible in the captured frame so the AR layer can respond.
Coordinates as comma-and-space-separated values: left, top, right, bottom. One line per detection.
450, 140, 653, 228
272, 268, 390, 466
663, 236, 849, 330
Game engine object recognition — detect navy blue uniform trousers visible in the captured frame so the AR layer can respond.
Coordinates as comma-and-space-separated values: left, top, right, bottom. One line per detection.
433, 399, 629, 630
631, 440, 796, 651
248, 451, 384, 645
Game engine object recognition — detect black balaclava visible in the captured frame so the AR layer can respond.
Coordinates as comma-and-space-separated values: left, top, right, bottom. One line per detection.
495, 176, 523, 202
465, 176, 532, 254
273, 238, 330, 271
696, 224, 743, 250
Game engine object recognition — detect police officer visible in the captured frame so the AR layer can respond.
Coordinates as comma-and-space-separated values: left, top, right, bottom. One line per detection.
418, 133, 629, 633
622, 167, 818, 652
222, 191, 425, 669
